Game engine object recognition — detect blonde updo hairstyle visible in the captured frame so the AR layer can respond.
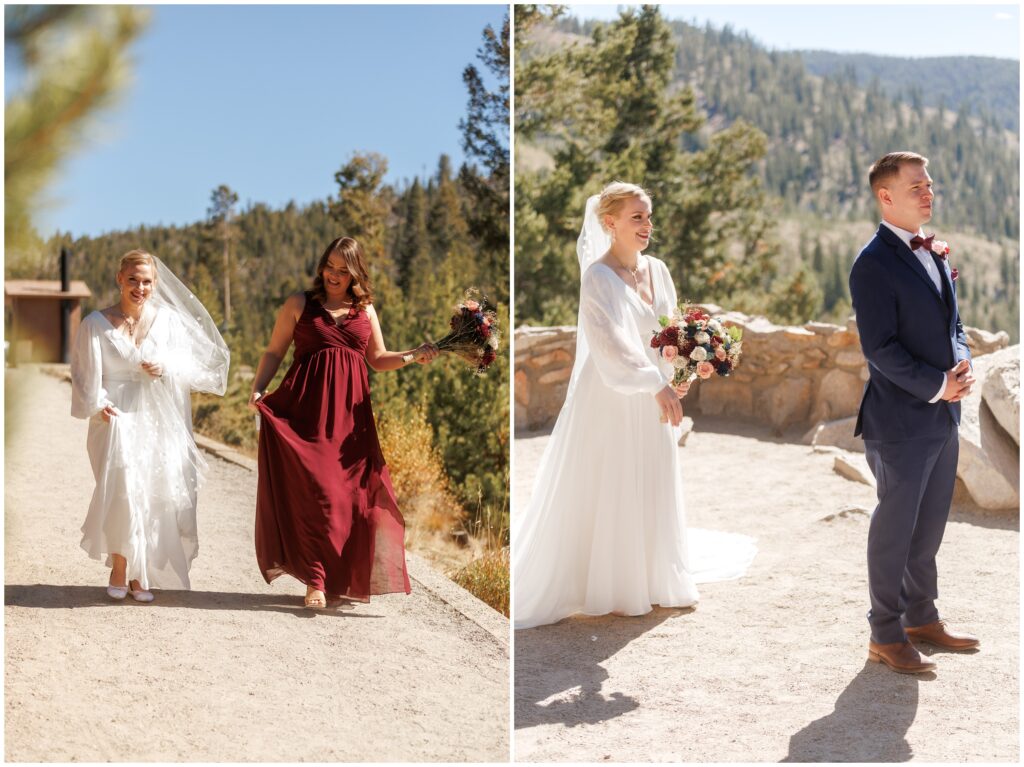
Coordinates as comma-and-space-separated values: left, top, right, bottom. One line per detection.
118, 249, 156, 274
597, 182, 652, 235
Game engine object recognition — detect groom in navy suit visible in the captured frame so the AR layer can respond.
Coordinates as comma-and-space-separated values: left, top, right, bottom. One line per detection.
849, 151, 979, 674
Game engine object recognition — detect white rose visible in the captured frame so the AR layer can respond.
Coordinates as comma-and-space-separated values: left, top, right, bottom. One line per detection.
690, 346, 708, 362
672, 356, 687, 370
707, 320, 722, 334
695, 331, 710, 345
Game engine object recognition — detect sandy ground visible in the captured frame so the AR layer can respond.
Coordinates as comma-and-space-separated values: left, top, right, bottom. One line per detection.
513, 417, 1019, 763
4, 368, 509, 762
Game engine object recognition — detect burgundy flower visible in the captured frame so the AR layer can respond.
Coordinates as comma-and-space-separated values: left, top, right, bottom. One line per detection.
951, 267, 959, 281
684, 309, 709, 324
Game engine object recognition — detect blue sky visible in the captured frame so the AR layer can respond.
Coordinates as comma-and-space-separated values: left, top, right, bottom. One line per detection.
10, 4, 507, 238
571, 4, 1020, 59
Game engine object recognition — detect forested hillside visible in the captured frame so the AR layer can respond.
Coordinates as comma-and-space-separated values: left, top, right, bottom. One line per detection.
518, 9, 1018, 340
800, 51, 1019, 131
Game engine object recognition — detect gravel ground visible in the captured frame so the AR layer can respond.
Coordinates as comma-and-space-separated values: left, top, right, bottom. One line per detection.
513, 417, 1018, 762
5, 367, 509, 762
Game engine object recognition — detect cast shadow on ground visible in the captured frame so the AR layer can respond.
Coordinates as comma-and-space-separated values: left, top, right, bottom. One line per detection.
782, 660, 933, 762
514, 607, 683, 731
4, 584, 381, 619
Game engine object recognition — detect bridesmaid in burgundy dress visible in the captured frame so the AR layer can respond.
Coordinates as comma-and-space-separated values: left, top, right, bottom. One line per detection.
248, 236, 437, 609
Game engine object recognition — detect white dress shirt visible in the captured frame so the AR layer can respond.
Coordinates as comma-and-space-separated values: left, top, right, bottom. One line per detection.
879, 220, 947, 403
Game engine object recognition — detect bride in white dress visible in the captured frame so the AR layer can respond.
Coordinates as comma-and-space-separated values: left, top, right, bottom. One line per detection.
71, 250, 229, 601
513, 182, 757, 630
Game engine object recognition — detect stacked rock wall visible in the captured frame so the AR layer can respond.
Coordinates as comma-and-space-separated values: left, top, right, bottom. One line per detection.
514, 309, 1010, 434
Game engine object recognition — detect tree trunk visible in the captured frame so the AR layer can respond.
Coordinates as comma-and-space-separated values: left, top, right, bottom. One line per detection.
222, 234, 231, 327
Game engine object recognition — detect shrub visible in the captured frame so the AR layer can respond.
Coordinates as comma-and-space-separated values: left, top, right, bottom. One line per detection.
452, 548, 510, 616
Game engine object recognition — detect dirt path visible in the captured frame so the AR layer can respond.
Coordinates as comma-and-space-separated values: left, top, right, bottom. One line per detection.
513, 418, 1018, 762
5, 367, 509, 762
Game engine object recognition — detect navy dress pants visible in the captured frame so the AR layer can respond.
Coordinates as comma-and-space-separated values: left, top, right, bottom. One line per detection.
863, 421, 959, 644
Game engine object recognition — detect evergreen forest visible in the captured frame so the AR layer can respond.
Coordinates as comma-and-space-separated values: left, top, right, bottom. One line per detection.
516, 6, 1019, 341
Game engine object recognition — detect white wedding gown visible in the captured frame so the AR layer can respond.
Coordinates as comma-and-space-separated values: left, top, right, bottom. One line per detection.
71, 307, 216, 590
512, 256, 757, 629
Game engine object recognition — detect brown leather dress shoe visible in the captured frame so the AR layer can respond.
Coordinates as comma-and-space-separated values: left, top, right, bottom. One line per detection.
905, 620, 980, 650
868, 640, 937, 674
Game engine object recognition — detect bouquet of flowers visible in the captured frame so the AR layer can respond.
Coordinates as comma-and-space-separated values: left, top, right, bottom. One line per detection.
431, 289, 501, 374
650, 305, 743, 385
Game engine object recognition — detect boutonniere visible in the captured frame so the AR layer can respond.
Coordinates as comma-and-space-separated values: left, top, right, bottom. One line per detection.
931, 239, 951, 259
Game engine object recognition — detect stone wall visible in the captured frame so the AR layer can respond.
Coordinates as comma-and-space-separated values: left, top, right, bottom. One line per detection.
514, 308, 1011, 434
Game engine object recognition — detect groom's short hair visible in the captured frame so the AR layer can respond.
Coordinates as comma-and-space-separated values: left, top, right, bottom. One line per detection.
869, 151, 928, 194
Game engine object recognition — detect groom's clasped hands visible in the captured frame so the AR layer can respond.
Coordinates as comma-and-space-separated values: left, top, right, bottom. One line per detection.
941, 359, 975, 403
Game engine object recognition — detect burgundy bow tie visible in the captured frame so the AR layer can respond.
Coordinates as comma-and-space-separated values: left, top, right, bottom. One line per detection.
910, 234, 945, 259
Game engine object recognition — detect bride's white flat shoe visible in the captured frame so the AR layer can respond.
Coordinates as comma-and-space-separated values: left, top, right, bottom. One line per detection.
106, 583, 128, 600
127, 586, 154, 603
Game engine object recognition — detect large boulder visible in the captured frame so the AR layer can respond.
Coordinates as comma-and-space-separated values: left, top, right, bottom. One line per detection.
957, 353, 1020, 509
811, 368, 864, 424
981, 346, 1019, 446
805, 416, 864, 453
764, 378, 811, 433
965, 327, 1011, 357
833, 452, 875, 487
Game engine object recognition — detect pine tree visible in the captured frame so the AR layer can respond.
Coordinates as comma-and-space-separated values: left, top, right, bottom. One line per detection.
5, 6, 147, 263
515, 6, 781, 324
458, 10, 510, 263
207, 184, 239, 328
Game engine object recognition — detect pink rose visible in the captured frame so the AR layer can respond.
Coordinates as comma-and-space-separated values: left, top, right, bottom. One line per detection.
932, 240, 950, 257
663, 345, 678, 361
715, 347, 727, 361
697, 361, 715, 379
464, 300, 480, 311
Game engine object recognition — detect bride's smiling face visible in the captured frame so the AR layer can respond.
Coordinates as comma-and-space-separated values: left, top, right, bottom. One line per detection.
117, 263, 156, 309
606, 195, 653, 251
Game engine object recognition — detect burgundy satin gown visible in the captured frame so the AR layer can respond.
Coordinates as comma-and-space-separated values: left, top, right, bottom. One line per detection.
255, 293, 411, 600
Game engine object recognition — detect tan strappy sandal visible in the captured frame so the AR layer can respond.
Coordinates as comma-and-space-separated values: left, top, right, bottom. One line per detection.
304, 588, 327, 609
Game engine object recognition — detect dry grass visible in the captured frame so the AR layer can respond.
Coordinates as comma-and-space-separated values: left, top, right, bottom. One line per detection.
378, 403, 509, 615
451, 548, 510, 617
376, 403, 467, 536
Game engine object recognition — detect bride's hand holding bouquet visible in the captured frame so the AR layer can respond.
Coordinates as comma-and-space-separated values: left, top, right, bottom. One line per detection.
651, 305, 743, 423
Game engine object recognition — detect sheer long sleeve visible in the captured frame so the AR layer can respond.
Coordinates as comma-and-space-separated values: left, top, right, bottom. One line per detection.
155, 309, 229, 395
70, 315, 112, 419
659, 258, 679, 314
580, 267, 670, 396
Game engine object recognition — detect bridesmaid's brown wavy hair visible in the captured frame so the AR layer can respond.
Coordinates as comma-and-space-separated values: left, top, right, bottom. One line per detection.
311, 237, 374, 310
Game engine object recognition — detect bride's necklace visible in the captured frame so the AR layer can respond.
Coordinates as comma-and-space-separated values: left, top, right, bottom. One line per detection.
113, 308, 141, 337
613, 254, 642, 291
626, 263, 641, 291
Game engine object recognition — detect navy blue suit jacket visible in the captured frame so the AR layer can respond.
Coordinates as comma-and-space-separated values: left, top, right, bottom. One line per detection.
849, 224, 971, 441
